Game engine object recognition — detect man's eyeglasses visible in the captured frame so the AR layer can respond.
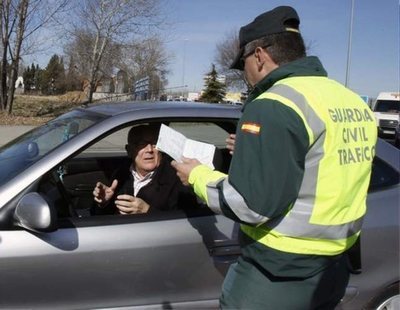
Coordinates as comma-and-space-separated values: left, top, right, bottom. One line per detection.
240, 44, 271, 67
128, 139, 157, 150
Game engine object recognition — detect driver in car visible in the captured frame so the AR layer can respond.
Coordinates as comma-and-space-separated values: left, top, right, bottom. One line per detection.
92, 123, 195, 215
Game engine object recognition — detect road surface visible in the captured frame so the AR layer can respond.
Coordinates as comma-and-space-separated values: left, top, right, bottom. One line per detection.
0, 125, 35, 146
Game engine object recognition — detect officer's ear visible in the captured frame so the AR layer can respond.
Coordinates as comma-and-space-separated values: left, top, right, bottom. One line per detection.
255, 46, 277, 71
125, 144, 132, 158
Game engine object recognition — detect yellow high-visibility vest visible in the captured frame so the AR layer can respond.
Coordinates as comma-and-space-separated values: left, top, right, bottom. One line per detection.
241, 76, 378, 255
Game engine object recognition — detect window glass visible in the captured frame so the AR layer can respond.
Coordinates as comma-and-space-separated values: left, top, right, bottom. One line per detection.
43, 120, 235, 222
369, 157, 400, 191
374, 100, 400, 113
169, 122, 230, 148
84, 127, 129, 154
84, 121, 234, 154
0, 110, 105, 187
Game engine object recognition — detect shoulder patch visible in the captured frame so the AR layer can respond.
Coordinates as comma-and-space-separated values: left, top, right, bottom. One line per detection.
241, 122, 261, 135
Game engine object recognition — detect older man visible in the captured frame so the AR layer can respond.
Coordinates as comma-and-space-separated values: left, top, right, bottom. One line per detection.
94, 123, 194, 215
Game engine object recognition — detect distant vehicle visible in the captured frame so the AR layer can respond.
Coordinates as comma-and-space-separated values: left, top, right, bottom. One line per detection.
0, 102, 398, 309
372, 92, 400, 138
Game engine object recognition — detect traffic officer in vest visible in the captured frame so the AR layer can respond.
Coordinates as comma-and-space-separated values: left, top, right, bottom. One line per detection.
172, 5, 377, 309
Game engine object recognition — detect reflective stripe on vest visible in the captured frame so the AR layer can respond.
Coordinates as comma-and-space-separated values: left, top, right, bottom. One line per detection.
207, 177, 270, 224
241, 77, 377, 255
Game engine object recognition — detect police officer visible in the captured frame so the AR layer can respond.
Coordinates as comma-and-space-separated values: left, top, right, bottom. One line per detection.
172, 6, 377, 309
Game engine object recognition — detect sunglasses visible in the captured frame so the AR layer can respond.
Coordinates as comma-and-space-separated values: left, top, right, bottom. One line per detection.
128, 139, 157, 150
240, 44, 271, 67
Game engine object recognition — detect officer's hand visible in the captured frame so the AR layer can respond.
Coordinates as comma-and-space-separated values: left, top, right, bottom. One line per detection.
115, 195, 150, 214
171, 157, 201, 186
93, 179, 118, 205
226, 134, 236, 155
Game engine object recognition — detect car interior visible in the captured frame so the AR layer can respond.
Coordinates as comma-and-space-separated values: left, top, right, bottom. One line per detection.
34, 119, 237, 226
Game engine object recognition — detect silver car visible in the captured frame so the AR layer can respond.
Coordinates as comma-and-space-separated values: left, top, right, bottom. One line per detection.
0, 102, 398, 309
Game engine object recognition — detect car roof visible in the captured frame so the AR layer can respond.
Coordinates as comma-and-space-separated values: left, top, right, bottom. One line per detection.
81, 100, 242, 117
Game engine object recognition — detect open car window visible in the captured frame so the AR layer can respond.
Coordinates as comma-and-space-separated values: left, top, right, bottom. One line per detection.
38, 119, 236, 225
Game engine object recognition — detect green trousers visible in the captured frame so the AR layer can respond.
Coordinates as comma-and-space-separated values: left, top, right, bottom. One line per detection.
220, 255, 349, 310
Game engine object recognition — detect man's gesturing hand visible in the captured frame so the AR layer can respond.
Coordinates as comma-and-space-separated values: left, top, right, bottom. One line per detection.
93, 179, 118, 205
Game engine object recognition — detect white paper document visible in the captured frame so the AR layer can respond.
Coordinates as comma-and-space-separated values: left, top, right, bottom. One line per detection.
156, 124, 216, 169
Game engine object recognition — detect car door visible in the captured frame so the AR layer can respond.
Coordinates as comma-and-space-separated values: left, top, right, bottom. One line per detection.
341, 140, 400, 309
0, 119, 240, 309
0, 208, 239, 309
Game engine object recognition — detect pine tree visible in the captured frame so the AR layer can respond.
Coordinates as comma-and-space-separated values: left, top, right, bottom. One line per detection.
34, 64, 43, 91
22, 65, 33, 91
199, 64, 226, 103
22, 63, 43, 92
40, 54, 66, 95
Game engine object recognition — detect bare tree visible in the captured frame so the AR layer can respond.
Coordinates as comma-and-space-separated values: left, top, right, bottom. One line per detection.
64, 30, 122, 91
117, 36, 171, 99
0, 0, 69, 113
3, 0, 29, 113
65, 0, 164, 103
215, 29, 314, 93
214, 29, 249, 91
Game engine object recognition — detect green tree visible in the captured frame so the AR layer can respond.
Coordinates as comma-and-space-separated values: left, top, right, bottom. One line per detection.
40, 54, 66, 95
22, 63, 39, 92
200, 64, 226, 103
22, 65, 33, 91
34, 64, 42, 91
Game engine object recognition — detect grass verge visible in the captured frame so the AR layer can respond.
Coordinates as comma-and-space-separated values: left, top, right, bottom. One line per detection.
0, 91, 87, 125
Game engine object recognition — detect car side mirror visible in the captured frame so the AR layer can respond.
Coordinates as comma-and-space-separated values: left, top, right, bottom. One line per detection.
14, 192, 58, 233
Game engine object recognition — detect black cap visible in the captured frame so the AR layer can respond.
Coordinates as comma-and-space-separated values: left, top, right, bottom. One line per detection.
230, 6, 300, 70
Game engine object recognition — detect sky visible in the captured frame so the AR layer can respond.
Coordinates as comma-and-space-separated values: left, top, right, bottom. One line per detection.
163, 0, 399, 99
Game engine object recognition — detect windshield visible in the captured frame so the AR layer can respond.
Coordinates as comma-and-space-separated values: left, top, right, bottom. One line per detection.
374, 100, 400, 113
0, 109, 106, 187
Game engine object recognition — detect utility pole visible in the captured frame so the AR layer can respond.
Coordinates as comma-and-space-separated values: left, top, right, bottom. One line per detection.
345, 0, 355, 87
182, 39, 188, 98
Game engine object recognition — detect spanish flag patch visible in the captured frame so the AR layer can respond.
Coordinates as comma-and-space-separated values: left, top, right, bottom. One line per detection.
241, 122, 261, 134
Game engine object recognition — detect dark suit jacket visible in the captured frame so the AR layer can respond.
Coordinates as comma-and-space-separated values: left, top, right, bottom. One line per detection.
96, 155, 197, 214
